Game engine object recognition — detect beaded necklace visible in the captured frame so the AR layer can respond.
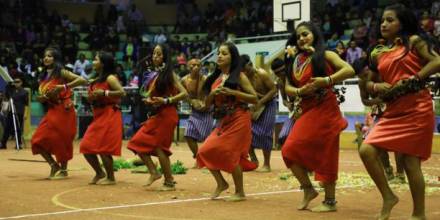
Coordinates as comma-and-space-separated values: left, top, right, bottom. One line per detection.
293, 53, 311, 80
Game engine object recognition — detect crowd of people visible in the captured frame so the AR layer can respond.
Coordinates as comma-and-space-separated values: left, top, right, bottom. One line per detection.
2, 0, 440, 93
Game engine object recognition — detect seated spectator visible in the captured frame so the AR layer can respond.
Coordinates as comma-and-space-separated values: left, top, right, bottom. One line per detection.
115, 63, 127, 86
153, 30, 167, 45
334, 40, 347, 60
176, 52, 187, 66
353, 22, 368, 48
322, 14, 333, 38
176, 63, 188, 78
128, 4, 144, 23
123, 36, 139, 65
116, 14, 126, 33
326, 33, 339, 50
346, 40, 362, 65
73, 53, 91, 77
128, 67, 139, 88
434, 11, 440, 37
362, 10, 373, 28
420, 11, 434, 35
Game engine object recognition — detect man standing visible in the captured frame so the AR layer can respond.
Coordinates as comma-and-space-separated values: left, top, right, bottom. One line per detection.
181, 59, 214, 166
1, 77, 28, 149
241, 54, 277, 172
270, 58, 294, 147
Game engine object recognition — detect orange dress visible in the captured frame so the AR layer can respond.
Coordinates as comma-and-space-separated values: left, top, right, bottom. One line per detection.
127, 75, 178, 156
364, 47, 434, 160
80, 81, 123, 156
31, 77, 77, 163
281, 57, 347, 183
197, 75, 257, 173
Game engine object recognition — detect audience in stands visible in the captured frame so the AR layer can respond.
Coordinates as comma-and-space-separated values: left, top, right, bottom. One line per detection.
1, 0, 439, 97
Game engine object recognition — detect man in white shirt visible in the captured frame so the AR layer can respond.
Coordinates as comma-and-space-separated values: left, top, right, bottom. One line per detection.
73, 53, 90, 78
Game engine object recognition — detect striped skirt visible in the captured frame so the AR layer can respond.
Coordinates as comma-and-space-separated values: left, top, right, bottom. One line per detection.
278, 117, 294, 145
184, 109, 214, 142
251, 99, 277, 151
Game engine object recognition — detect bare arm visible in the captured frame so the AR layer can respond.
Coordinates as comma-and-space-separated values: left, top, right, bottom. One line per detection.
106, 75, 126, 97
61, 69, 87, 88
358, 71, 382, 106
170, 73, 188, 103
285, 76, 304, 97
217, 73, 258, 104
411, 35, 440, 79
205, 88, 216, 108
180, 75, 190, 101
236, 73, 258, 104
256, 69, 277, 106
325, 51, 355, 83
46, 69, 87, 97
307, 51, 355, 89
197, 75, 207, 100
363, 55, 393, 95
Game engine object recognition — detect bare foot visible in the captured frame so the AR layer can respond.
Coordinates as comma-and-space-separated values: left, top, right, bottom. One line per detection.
48, 164, 60, 178
99, 179, 116, 185
89, 173, 106, 185
311, 203, 337, 212
297, 188, 319, 210
378, 195, 399, 220
211, 182, 229, 199
256, 166, 271, 173
49, 170, 68, 180
144, 174, 162, 186
191, 161, 199, 169
157, 184, 176, 191
224, 194, 246, 202
409, 215, 426, 220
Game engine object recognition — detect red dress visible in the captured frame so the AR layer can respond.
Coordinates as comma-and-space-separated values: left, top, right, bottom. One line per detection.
31, 77, 77, 163
127, 76, 178, 156
281, 57, 347, 183
80, 81, 123, 156
197, 75, 257, 173
364, 47, 434, 160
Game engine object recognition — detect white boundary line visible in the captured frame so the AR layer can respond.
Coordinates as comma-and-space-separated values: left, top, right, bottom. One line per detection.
4, 185, 377, 220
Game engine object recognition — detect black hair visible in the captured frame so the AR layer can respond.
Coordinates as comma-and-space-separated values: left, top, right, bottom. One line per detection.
240, 54, 252, 67
96, 51, 116, 82
375, 3, 439, 57
352, 57, 368, 75
203, 42, 242, 94
154, 44, 175, 95
284, 21, 327, 86
40, 47, 64, 81
271, 58, 285, 71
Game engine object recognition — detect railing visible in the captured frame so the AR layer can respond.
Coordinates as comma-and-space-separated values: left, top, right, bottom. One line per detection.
201, 32, 291, 63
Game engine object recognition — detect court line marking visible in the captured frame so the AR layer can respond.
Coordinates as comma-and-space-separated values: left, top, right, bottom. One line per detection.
51, 188, 201, 220
2, 180, 439, 219
0, 186, 326, 219
10, 183, 426, 220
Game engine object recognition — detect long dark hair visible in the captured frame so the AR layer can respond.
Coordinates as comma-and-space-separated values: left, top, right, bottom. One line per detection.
203, 41, 242, 94
40, 47, 63, 81
154, 44, 174, 95
96, 51, 116, 82
376, 4, 438, 57
284, 21, 327, 86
